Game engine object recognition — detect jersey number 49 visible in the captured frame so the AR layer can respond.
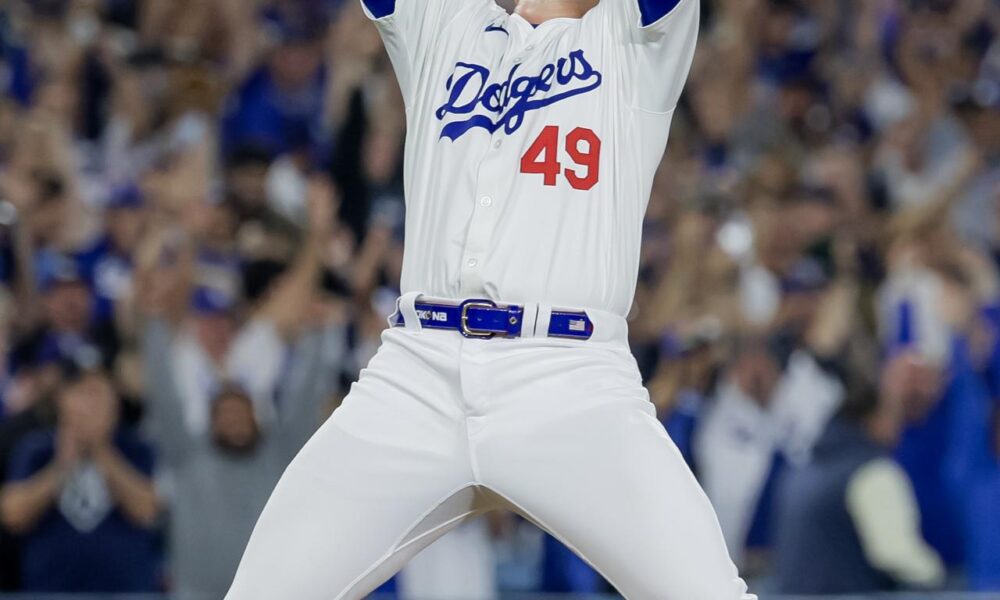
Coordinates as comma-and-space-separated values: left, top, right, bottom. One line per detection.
520, 126, 601, 191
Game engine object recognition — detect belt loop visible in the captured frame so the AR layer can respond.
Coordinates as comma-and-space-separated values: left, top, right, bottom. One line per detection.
535, 304, 553, 338
521, 303, 540, 338
395, 292, 423, 332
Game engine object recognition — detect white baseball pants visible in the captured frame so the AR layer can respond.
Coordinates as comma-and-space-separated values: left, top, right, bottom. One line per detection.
225, 313, 754, 600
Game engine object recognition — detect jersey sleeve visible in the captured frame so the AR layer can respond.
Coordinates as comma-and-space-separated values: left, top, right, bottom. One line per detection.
360, 0, 492, 102
593, 0, 700, 113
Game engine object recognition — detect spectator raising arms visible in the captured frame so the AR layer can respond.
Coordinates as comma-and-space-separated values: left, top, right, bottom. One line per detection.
139, 174, 343, 598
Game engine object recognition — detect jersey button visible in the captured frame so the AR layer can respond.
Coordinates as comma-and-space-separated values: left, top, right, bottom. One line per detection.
467, 258, 479, 268
493, 140, 502, 149
480, 196, 493, 207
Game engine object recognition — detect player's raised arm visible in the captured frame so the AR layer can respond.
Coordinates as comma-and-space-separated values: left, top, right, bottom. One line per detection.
594, 0, 700, 113
359, 0, 494, 102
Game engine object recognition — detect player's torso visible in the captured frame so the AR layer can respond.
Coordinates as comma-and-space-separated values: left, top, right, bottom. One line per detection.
401, 4, 672, 316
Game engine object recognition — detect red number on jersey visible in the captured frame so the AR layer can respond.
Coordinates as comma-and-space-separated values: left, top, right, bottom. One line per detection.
520, 126, 602, 190
519, 125, 561, 186
564, 127, 601, 191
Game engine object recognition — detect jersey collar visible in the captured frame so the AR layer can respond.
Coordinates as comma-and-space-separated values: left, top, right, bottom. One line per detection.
509, 12, 581, 35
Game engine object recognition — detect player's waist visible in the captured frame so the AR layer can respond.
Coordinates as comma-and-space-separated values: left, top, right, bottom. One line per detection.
389, 293, 628, 344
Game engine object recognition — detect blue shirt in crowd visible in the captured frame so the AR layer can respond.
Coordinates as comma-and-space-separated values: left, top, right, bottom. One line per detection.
941, 336, 1000, 591
896, 338, 992, 566
5, 429, 159, 592
221, 65, 330, 161
73, 236, 134, 324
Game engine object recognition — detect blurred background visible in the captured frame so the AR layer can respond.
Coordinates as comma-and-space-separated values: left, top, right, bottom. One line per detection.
0, 0, 997, 598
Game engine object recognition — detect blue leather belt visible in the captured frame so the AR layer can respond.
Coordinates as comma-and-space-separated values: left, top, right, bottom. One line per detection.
393, 299, 594, 340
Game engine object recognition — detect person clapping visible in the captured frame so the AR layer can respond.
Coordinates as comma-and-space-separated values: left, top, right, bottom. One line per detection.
0, 363, 159, 593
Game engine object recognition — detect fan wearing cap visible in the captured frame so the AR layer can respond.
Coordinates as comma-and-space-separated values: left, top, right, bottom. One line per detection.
0, 365, 158, 592
221, 3, 331, 159
12, 255, 119, 375
73, 184, 147, 326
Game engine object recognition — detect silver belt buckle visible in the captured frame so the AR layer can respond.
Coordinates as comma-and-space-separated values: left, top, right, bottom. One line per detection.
460, 300, 498, 339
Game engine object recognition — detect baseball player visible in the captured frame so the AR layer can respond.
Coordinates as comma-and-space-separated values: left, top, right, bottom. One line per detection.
226, 0, 756, 598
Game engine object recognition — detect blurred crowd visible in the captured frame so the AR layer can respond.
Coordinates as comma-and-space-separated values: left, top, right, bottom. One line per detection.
0, 0, 997, 598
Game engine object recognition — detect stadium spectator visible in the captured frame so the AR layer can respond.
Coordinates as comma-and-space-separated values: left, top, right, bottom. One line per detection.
22, 256, 118, 370
0, 365, 159, 593
139, 173, 344, 598
220, 2, 332, 160
966, 406, 1000, 591
882, 175, 999, 565
948, 366, 1000, 592
132, 169, 335, 436
72, 184, 145, 326
693, 271, 855, 564
936, 257, 1000, 591
773, 375, 945, 594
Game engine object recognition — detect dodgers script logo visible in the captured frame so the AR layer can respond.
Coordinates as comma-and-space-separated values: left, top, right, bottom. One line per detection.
435, 50, 602, 141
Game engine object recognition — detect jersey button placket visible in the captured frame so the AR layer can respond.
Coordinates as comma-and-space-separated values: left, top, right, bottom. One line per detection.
460, 134, 507, 295
460, 192, 494, 294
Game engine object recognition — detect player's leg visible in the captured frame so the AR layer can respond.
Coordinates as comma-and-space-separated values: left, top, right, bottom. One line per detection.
226, 329, 482, 600
398, 519, 498, 600
474, 342, 755, 600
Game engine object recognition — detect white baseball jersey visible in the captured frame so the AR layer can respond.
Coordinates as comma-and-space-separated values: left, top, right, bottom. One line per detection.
226, 4, 757, 599
363, 0, 700, 317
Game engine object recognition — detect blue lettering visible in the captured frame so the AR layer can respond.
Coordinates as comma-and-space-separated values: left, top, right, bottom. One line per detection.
435, 50, 602, 141
435, 63, 489, 120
